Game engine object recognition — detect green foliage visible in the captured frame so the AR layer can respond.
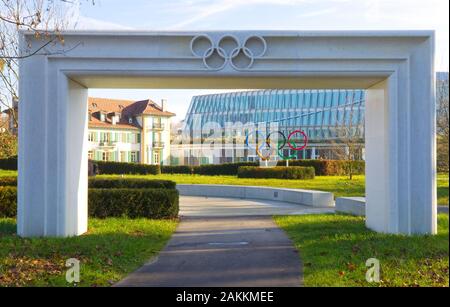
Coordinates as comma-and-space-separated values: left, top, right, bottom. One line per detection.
437, 135, 449, 172
0, 180, 179, 219
0, 177, 176, 190
195, 162, 259, 176
88, 178, 176, 190
0, 187, 17, 218
0, 155, 17, 170
161, 165, 195, 174
88, 188, 179, 219
95, 161, 161, 175
238, 166, 315, 180
278, 159, 365, 176
0, 133, 17, 160
0, 176, 16, 186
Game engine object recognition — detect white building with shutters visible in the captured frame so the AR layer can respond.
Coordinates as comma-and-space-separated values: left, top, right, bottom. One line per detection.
87, 97, 175, 165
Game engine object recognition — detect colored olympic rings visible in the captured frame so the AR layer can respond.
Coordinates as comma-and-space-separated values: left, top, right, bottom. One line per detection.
287, 130, 308, 151
245, 129, 308, 160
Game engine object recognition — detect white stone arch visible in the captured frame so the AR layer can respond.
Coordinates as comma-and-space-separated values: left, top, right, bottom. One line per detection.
18, 31, 437, 237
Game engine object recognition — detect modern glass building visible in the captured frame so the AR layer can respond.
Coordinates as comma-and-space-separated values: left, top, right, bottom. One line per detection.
176, 89, 366, 165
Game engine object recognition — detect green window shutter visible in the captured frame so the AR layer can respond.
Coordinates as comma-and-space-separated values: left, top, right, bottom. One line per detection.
137, 133, 141, 143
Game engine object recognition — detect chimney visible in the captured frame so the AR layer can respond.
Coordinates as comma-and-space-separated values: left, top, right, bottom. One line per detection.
161, 99, 167, 112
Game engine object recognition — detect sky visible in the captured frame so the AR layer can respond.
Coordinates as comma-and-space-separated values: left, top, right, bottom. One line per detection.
72, 0, 449, 120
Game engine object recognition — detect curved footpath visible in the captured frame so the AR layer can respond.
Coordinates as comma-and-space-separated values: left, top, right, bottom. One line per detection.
116, 195, 335, 287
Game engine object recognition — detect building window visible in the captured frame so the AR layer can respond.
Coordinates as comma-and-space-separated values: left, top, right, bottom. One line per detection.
102, 152, 113, 161
120, 151, 126, 162
130, 151, 138, 163
88, 132, 95, 142
154, 152, 160, 165
100, 132, 111, 142
88, 151, 93, 160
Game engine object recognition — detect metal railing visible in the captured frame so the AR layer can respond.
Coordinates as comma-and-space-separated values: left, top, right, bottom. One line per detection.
98, 141, 117, 147
152, 141, 164, 148
152, 123, 165, 130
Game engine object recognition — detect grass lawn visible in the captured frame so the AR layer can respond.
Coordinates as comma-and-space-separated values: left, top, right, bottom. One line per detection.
1, 170, 448, 205
100, 172, 449, 206
274, 214, 449, 287
0, 218, 178, 287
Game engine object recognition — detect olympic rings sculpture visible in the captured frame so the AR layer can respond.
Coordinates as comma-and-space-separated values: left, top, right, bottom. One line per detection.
245, 130, 308, 161
190, 34, 267, 70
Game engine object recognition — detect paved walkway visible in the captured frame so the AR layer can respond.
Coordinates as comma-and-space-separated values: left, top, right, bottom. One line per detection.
115, 216, 302, 287
179, 196, 335, 217
116, 196, 332, 287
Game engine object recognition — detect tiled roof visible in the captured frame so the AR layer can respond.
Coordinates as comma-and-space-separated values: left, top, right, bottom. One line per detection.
121, 99, 176, 117
89, 116, 140, 130
87, 97, 175, 130
88, 97, 136, 114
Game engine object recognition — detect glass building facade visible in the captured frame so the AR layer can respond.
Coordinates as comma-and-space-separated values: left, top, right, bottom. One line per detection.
179, 89, 366, 164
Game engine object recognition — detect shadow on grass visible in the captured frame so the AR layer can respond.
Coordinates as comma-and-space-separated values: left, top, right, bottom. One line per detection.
0, 218, 16, 235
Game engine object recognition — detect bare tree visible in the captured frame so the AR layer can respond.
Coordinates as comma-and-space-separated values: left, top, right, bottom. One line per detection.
0, 0, 93, 128
329, 96, 364, 180
437, 74, 449, 172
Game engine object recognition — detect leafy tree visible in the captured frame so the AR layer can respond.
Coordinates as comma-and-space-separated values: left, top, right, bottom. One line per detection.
0, 130, 17, 158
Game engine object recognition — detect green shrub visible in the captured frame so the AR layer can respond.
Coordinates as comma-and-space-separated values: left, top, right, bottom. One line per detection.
277, 159, 365, 176
238, 166, 315, 180
0, 186, 17, 218
0, 185, 179, 219
0, 176, 17, 186
88, 188, 179, 219
89, 178, 176, 189
96, 161, 160, 175
0, 156, 17, 171
196, 162, 259, 176
0, 177, 177, 190
161, 165, 195, 174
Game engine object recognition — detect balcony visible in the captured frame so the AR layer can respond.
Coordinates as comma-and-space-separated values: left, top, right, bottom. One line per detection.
152, 141, 164, 148
98, 141, 117, 149
152, 123, 165, 130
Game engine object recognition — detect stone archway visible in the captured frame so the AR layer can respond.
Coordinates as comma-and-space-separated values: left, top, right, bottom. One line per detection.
18, 30, 437, 237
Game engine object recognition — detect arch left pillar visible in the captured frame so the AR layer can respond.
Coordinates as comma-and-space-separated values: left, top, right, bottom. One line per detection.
18, 51, 88, 237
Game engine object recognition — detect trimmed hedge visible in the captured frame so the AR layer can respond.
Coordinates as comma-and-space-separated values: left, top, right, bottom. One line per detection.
88, 188, 179, 219
195, 162, 259, 176
161, 160, 364, 177
0, 186, 179, 219
0, 156, 18, 170
95, 160, 160, 175
88, 178, 176, 189
0, 186, 17, 218
277, 159, 365, 176
161, 165, 195, 175
238, 166, 315, 180
0, 177, 176, 190
0, 176, 17, 186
